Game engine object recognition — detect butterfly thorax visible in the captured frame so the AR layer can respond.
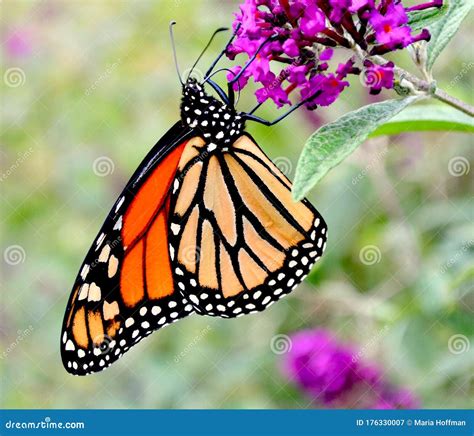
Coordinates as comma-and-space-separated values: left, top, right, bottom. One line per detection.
180, 78, 245, 146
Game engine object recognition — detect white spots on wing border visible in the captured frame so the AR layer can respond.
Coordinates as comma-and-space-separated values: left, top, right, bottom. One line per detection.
78, 283, 89, 301
113, 216, 123, 231
87, 282, 101, 302
98, 244, 111, 263
125, 317, 134, 328
80, 264, 90, 280
169, 212, 327, 320
95, 233, 106, 251
115, 196, 125, 213
108, 255, 119, 278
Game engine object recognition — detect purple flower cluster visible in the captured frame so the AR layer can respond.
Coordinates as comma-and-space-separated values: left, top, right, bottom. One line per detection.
283, 329, 419, 409
226, 0, 441, 107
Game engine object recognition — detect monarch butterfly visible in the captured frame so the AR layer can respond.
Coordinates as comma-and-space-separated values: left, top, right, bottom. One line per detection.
61, 25, 327, 375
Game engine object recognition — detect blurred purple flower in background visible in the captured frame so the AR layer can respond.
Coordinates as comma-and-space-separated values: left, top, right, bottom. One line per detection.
5, 29, 33, 58
374, 387, 419, 409
283, 329, 419, 409
226, 0, 442, 109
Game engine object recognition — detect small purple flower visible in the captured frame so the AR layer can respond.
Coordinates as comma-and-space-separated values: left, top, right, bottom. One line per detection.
237, 0, 260, 38
319, 48, 334, 61
362, 60, 395, 94
329, 0, 352, 24
255, 81, 291, 107
227, 65, 252, 91
288, 65, 309, 85
251, 57, 274, 83
282, 38, 300, 57
301, 75, 350, 108
336, 59, 361, 79
369, 4, 412, 48
282, 328, 419, 409
226, 35, 266, 60
349, 0, 374, 13
300, 5, 326, 38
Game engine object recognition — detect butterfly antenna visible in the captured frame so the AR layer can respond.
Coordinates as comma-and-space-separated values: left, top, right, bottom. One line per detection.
188, 27, 228, 82
204, 23, 241, 80
169, 21, 183, 85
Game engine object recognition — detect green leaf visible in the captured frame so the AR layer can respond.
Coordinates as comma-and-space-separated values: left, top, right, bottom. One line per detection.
407, 2, 449, 31
292, 97, 419, 201
370, 104, 474, 136
426, 0, 473, 70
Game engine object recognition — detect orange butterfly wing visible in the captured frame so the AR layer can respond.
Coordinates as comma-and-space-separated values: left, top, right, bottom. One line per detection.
168, 134, 327, 317
61, 124, 198, 375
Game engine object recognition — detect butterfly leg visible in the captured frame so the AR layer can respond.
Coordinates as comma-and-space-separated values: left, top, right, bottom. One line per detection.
206, 79, 231, 105
244, 103, 304, 126
226, 35, 279, 106
206, 78, 240, 109
244, 90, 323, 126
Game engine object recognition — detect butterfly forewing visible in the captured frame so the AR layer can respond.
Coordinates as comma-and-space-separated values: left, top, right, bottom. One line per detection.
61, 123, 195, 375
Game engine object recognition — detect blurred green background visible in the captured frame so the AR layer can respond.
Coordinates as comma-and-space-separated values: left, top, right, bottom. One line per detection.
1, 0, 472, 409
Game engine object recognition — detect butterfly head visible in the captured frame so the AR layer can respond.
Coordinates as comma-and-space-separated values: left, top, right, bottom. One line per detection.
181, 77, 245, 145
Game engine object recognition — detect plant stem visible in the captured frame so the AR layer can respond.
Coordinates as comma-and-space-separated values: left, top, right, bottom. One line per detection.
432, 88, 474, 117
371, 54, 474, 117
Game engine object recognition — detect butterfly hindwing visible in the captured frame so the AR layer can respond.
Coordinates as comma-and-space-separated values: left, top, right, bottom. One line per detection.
61, 123, 195, 375
169, 134, 327, 318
